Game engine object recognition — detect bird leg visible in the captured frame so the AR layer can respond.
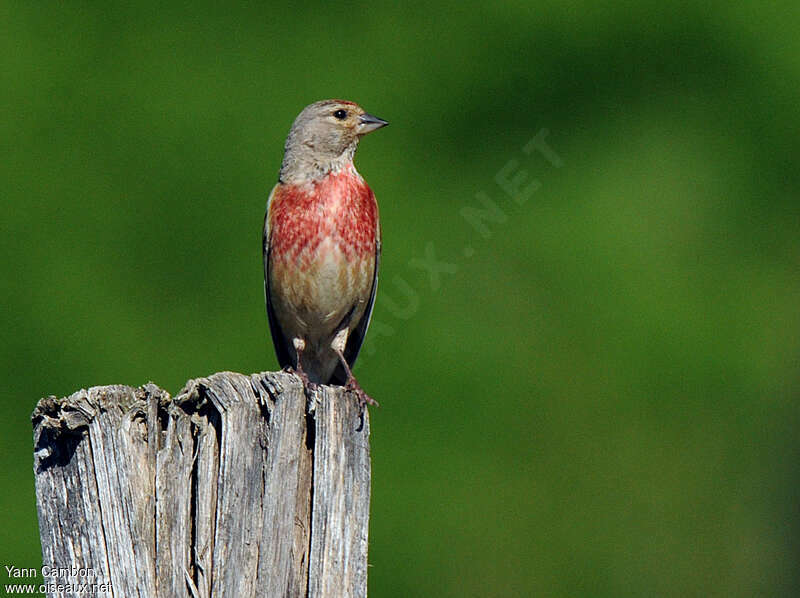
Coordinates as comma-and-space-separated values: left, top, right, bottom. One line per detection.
331, 329, 379, 407
292, 337, 318, 395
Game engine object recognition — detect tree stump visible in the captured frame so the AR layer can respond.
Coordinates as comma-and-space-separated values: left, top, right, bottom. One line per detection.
32, 371, 371, 598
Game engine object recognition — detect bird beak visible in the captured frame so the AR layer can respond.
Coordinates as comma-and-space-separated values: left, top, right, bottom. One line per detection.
357, 113, 389, 135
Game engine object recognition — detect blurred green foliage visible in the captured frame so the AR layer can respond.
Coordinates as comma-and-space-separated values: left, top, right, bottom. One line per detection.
2, 1, 799, 596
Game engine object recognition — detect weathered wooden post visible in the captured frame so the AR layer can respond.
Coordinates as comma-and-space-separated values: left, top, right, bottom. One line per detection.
32, 371, 371, 598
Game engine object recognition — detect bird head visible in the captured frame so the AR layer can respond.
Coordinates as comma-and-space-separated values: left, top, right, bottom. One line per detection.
280, 99, 388, 183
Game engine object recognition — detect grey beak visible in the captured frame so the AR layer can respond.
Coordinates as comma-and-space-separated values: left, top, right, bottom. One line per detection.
358, 113, 389, 134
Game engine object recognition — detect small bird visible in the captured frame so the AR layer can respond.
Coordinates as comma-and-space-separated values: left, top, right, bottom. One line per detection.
263, 99, 388, 406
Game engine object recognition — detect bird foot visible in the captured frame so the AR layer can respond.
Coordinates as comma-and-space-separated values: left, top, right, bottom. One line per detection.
345, 377, 380, 408
292, 366, 319, 397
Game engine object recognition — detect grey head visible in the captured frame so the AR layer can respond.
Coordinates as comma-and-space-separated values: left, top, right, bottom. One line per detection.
279, 99, 388, 184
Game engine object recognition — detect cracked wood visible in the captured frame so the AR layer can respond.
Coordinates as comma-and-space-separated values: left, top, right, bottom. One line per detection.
32, 371, 371, 598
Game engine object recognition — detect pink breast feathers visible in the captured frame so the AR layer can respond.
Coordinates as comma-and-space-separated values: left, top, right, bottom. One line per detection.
269, 169, 378, 267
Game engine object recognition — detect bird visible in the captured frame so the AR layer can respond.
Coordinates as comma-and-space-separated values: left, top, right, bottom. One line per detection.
263, 99, 388, 407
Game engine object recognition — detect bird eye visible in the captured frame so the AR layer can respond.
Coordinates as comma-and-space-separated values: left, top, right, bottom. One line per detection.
333, 109, 348, 120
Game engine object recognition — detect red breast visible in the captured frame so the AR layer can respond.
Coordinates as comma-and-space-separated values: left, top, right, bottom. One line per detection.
268, 166, 379, 266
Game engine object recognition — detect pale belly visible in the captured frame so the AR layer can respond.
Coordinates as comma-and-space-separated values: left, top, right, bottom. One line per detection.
269, 237, 374, 347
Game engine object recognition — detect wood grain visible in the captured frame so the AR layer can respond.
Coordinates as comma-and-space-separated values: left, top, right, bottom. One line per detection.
32, 371, 371, 598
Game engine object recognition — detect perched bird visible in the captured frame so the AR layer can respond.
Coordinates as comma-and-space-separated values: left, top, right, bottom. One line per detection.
263, 99, 388, 406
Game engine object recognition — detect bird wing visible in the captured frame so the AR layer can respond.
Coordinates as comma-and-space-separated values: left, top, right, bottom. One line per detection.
331, 229, 381, 385
263, 184, 293, 369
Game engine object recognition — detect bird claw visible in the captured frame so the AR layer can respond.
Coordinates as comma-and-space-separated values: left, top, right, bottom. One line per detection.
292, 366, 319, 397
345, 377, 380, 408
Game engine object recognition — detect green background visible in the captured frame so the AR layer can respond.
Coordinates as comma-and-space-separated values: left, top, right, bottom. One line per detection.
3, 2, 799, 596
